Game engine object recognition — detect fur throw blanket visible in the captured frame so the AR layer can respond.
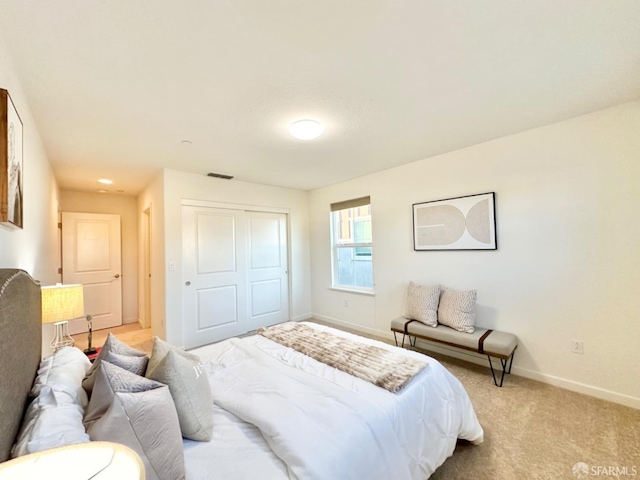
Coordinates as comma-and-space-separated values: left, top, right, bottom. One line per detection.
258, 322, 427, 393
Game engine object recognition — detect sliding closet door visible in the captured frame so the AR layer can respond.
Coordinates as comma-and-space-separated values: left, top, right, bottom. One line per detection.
182, 206, 247, 348
246, 211, 289, 330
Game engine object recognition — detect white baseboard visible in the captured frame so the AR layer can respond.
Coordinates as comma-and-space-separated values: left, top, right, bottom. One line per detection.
510, 367, 640, 409
312, 313, 640, 410
123, 317, 138, 325
310, 314, 379, 336
291, 313, 313, 322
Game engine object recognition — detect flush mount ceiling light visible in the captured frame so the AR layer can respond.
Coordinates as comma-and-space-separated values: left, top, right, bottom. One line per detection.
289, 119, 323, 140
98, 178, 113, 185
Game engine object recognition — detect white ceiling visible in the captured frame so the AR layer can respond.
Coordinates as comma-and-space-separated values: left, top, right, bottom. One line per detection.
1, 1, 639, 194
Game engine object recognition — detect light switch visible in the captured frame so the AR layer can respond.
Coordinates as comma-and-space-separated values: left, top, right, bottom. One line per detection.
168, 261, 176, 272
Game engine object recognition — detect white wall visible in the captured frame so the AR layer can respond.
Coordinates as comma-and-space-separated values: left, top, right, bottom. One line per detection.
158, 168, 311, 347
0, 38, 60, 284
59, 191, 139, 324
309, 100, 640, 408
0, 36, 61, 356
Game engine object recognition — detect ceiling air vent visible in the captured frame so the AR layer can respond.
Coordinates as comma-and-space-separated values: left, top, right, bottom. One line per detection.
207, 172, 234, 180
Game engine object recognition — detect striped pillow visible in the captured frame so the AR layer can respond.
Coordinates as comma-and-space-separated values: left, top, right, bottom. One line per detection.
405, 282, 440, 327
438, 287, 477, 333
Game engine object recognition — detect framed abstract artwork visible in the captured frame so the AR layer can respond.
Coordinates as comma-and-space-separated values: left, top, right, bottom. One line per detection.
413, 192, 497, 251
0, 89, 23, 229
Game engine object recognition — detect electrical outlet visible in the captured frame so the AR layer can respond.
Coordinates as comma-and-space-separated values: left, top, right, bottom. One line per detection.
571, 340, 584, 354
344, 300, 349, 308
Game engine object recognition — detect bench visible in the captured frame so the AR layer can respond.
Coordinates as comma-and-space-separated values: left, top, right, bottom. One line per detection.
391, 317, 518, 387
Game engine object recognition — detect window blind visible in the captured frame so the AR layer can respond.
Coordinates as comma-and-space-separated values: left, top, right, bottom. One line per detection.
330, 196, 370, 212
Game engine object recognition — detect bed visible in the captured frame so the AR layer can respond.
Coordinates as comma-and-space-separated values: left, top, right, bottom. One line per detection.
0, 268, 483, 479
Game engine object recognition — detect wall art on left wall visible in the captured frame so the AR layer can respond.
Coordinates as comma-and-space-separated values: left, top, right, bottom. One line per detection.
0, 89, 23, 229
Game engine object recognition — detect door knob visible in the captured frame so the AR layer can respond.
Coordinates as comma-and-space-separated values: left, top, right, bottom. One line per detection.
185, 281, 191, 286
114, 274, 121, 278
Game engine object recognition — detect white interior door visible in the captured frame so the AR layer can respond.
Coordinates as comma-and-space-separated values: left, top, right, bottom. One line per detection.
183, 206, 248, 348
247, 211, 289, 330
62, 212, 122, 334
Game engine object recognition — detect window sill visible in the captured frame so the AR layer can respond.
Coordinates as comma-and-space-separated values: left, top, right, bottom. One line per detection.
329, 287, 375, 296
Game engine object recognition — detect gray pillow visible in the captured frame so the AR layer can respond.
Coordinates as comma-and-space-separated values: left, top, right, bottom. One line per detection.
84, 361, 185, 480
437, 286, 477, 333
146, 338, 213, 442
104, 351, 148, 376
146, 336, 190, 374
82, 333, 148, 395
405, 281, 440, 327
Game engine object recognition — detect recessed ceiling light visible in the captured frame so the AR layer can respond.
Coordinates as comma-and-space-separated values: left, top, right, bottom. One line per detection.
98, 179, 113, 185
289, 119, 323, 140
97, 189, 107, 194
181, 140, 193, 145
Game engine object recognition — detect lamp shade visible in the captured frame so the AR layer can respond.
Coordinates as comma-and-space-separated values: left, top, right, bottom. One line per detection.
41, 284, 84, 324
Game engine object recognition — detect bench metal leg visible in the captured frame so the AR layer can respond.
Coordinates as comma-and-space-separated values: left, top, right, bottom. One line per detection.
506, 352, 514, 374
394, 331, 416, 349
401, 333, 416, 348
487, 352, 515, 387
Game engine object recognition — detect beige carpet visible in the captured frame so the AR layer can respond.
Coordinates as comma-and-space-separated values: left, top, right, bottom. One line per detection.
310, 320, 640, 480
423, 351, 640, 479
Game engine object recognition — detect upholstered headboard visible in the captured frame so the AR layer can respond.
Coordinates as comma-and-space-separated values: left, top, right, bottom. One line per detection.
0, 269, 41, 462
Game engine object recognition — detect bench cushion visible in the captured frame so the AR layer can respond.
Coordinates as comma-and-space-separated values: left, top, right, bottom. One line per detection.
391, 317, 517, 359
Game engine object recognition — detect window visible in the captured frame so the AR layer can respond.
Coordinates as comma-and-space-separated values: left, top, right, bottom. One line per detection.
330, 196, 373, 292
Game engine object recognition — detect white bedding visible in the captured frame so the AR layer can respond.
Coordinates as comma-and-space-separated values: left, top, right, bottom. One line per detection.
184, 322, 483, 480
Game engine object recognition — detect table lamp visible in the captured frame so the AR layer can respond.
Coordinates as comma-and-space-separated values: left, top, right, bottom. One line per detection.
41, 283, 84, 351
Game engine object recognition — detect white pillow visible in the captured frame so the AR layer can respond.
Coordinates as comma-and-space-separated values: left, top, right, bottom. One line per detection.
11, 386, 90, 458
405, 281, 440, 327
31, 346, 91, 407
437, 286, 477, 333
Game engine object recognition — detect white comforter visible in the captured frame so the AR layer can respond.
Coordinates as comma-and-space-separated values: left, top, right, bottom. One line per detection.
184, 323, 483, 480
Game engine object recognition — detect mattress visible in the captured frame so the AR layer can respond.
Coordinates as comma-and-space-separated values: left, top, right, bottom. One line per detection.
184, 322, 483, 479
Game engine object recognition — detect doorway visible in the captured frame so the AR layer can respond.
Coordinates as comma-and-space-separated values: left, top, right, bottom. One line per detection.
142, 207, 152, 329
61, 212, 123, 334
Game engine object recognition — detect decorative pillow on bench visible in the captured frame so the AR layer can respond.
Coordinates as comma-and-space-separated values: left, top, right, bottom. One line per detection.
438, 287, 477, 333
405, 281, 440, 327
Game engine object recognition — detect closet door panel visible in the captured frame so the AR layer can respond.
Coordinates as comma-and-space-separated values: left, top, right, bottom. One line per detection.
246, 212, 289, 330
183, 206, 247, 348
